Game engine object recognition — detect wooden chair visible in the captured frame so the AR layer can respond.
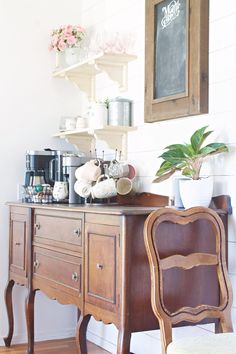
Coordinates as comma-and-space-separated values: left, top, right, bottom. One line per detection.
144, 207, 236, 354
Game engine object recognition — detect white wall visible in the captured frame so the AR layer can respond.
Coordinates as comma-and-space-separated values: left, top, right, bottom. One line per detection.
1, 0, 236, 353
0, 0, 84, 345
79, 0, 236, 353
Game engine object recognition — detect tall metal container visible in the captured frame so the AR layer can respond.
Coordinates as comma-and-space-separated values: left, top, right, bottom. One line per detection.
108, 97, 132, 126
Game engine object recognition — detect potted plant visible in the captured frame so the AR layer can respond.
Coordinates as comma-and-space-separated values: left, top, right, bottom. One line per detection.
49, 24, 86, 67
153, 126, 229, 208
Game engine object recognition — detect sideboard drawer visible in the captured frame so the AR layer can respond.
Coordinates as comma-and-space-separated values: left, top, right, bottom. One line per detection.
33, 246, 82, 294
34, 210, 83, 251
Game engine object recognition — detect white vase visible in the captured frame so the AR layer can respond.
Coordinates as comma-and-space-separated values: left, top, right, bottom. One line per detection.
65, 47, 80, 66
87, 102, 108, 129
55, 51, 65, 69
179, 176, 213, 209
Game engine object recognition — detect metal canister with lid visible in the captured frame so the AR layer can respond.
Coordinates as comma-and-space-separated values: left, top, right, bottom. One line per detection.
108, 97, 132, 126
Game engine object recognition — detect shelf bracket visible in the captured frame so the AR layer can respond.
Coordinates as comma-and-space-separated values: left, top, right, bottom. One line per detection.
65, 72, 96, 101
96, 61, 128, 92
94, 129, 128, 160
60, 134, 96, 155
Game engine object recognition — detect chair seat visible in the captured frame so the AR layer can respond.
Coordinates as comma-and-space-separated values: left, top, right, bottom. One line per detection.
167, 333, 236, 354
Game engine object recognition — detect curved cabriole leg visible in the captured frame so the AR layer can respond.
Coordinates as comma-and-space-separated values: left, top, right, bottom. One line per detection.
25, 289, 36, 354
75, 314, 91, 354
117, 329, 132, 354
3, 279, 15, 347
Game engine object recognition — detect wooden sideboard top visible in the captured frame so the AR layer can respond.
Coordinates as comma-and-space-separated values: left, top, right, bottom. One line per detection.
7, 201, 159, 216
7, 193, 231, 216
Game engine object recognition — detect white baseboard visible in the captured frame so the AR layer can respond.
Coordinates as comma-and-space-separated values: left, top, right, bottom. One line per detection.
87, 329, 117, 354
0, 327, 76, 346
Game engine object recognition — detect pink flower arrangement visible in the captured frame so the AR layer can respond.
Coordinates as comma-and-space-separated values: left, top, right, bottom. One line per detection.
49, 24, 85, 52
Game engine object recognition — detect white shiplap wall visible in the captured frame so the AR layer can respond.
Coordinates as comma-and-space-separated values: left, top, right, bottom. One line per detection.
79, 0, 236, 353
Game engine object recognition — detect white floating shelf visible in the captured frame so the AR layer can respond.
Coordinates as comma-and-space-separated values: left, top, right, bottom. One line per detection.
53, 126, 137, 158
52, 52, 137, 100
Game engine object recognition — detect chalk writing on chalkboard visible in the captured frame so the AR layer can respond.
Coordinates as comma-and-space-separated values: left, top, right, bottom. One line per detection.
154, 0, 187, 100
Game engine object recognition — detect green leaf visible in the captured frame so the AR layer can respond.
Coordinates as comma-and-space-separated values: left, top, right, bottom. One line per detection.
153, 169, 177, 183
198, 146, 216, 155
165, 144, 193, 157
182, 167, 194, 178
156, 161, 173, 176
165, 144, 186, 150
160, 149, 186, 164
200, 143, 228, 155
190, 126, 209, 153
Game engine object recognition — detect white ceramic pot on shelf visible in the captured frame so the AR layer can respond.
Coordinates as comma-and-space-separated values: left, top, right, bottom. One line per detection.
179, 176, 214, 209
87, 102, 108, 129
65, 47, 80, 66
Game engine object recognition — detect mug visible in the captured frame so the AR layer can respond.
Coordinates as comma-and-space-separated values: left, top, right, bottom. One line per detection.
108, 160, 129, 179
91, 175, 117, 199
74, 180, 92, 198
116, 177, 137, 196
65, 117, 76, 130
53, 181, 68, 201
127, 164, 136, 179
75, 160, 101, 182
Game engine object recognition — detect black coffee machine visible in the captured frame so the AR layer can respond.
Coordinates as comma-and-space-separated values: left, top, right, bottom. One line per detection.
25, 149, 57, 187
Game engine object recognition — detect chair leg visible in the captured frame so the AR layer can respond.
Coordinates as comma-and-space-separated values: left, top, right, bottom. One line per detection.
159, 319, 172, 354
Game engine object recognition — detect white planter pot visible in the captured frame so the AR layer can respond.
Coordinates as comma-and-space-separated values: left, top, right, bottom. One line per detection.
65, 47, 80, 66
179, 177, 213, 209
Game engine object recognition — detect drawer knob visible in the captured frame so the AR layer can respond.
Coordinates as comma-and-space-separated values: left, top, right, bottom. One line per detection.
35, 222, 40, 230
14, 242, 21, 246
73, 229, 81, 237
33, 260, 40, 269
96, 263, 103, 270
72, 272, 79, 281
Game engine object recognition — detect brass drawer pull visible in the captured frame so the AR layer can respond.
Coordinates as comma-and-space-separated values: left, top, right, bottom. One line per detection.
73, 229, 81, 237
33, 260, 40, 269
15, 242, 21, 246
96, 263, 103, 270
72, 272, 79, 281
35, 222, 40, 230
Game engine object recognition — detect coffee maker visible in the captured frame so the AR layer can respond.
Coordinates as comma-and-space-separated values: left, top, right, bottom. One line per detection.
25, 149, 57, 187
25, 149, 89, 203
62, 153, 89, 203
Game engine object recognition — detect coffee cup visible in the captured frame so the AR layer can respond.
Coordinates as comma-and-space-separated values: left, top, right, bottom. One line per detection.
53, 181, 68, 201
91, 175, 117, 199
108, 160, 129, 179
65, 117, 76, 130
74, 180, 92, 198
127, 164, 136, 179
75, 160, 101, 182
116, 177, 137, 196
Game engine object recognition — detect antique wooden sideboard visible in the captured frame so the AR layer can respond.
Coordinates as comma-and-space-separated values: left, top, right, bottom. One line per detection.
4, 195, 231, 354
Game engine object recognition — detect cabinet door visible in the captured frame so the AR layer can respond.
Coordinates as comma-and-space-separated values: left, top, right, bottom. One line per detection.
85, 223, 120, 313
9, 207, 31, 283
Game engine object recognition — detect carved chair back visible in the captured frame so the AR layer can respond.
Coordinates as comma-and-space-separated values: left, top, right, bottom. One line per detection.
144, 207, 233, 354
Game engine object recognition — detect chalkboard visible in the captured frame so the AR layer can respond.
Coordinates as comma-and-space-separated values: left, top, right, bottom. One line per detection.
154, 0, 187, 99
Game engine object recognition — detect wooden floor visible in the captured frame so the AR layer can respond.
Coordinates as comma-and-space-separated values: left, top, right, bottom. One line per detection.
0, 338, 110, 353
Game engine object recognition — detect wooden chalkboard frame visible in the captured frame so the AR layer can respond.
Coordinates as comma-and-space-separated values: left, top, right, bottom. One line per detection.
145, 0, 209, 122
